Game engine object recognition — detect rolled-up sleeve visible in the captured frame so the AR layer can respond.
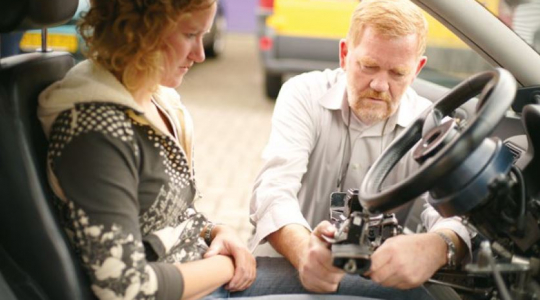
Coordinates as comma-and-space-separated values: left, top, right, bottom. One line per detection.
421, 199, 474, 262
249, 78, 318, 251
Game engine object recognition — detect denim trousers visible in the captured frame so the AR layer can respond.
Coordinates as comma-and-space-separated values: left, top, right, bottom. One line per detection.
202, 257, 435, 300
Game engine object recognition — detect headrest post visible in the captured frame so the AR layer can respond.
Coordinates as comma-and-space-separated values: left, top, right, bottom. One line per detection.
41, 28, 48, 53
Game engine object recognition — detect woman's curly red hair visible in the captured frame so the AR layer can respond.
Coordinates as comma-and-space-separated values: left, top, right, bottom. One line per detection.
79, 0, 216, 92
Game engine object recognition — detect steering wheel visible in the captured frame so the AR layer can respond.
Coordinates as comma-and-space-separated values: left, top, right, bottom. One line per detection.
359, 68, 517, 214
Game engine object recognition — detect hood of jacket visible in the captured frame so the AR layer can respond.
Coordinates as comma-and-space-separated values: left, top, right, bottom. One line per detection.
38, 59, 182, 138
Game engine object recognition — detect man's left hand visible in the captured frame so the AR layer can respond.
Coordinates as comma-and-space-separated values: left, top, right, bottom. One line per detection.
204, 225, 257, 292
365, 233, 447, 289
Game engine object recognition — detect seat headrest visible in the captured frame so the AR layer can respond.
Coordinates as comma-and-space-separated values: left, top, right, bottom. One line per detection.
0, 0, 78, 33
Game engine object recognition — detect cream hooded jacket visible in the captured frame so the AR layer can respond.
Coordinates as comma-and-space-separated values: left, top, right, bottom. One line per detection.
38, 60, 205, 300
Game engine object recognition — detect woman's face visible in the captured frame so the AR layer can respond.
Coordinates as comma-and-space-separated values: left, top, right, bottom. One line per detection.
160, 2, 217, 88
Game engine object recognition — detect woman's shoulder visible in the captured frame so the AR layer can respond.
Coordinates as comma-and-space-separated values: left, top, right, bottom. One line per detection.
50, 102, 136, 145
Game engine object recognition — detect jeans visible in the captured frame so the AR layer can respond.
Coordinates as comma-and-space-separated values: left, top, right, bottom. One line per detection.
203, 257, 435, 300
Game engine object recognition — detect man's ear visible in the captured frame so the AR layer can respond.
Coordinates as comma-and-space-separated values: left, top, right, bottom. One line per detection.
414, 56, 428, 76
339, 39, 348, 70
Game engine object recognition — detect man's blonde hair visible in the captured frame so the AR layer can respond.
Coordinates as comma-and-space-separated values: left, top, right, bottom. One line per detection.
79, 0, 216, 93
347, 0, 428, 57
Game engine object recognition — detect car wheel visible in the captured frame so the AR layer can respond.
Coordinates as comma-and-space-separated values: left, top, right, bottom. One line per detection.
205, 14, 226, 58
265, 72, 282, 99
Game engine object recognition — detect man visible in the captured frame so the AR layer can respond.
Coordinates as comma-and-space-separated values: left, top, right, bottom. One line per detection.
249, 0, 472, 294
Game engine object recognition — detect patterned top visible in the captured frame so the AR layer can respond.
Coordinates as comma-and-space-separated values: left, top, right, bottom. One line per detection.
48, 102, 207, 300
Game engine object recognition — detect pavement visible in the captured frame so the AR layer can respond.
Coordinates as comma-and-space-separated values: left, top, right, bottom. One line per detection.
177, 33, 276, 244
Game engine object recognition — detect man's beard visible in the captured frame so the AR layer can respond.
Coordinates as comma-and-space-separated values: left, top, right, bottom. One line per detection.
349, 89, 398, 125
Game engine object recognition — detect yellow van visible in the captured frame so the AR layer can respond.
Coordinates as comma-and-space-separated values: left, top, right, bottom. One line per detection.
257, 0, 499, 98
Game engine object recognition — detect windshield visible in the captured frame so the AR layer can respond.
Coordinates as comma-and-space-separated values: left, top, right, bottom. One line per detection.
418, 0, 540, 88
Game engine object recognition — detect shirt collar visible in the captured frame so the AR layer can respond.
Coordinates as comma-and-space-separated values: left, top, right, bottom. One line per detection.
318, 69, 348, 110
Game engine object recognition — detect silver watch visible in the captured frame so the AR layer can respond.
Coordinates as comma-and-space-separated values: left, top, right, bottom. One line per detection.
434, 231, 456, 268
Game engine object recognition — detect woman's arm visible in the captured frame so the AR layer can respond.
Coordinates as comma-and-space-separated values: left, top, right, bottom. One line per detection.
176, 255, 234, 300
51, 106, 235, 300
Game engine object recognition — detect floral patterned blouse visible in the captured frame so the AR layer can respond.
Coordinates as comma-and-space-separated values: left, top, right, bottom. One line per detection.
48, 102, 207, 300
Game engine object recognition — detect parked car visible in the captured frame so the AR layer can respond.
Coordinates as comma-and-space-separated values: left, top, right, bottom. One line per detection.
204, 1, 227, 58
19, 0, 226, 60
256, 0, 525, 98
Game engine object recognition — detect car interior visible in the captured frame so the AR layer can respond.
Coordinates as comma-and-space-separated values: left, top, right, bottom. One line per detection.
2, 0, 540, 299
0, 0, 96, 299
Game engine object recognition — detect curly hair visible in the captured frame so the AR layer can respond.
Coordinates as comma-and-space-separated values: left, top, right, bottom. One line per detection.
79, 0, 216, 93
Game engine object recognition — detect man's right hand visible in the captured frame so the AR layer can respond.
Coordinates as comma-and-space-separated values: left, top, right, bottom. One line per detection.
298, 221, 346, 293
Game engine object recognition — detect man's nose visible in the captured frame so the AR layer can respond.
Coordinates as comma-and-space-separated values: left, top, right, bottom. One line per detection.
369, 73, 390, 93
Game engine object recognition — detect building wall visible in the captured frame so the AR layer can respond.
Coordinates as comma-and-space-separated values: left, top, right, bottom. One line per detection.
222, 0, 257, 33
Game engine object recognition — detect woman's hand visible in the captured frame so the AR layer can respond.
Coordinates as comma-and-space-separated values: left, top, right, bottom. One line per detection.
204, 225, 256, 292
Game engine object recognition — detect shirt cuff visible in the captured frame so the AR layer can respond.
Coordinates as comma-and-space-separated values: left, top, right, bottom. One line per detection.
149, 262, 184, 300
429, 218, 473, 263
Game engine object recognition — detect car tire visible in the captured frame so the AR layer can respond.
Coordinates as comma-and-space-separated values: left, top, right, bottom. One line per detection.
265, 72, 282, 99
205, 14, 226, 58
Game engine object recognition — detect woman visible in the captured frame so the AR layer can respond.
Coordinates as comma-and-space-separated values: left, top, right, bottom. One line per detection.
38, 0, 256, 299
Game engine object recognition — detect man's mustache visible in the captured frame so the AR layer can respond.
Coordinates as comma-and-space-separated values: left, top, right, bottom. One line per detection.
358, 89, 391, 102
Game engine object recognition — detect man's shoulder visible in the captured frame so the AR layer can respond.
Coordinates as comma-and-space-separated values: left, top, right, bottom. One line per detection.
403, 87, 432, 113
394, 88, 432, 127
285, 69, 343, 95
280, 68, 344, 107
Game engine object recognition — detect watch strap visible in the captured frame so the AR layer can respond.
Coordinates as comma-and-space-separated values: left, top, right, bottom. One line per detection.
204, 222, 217, 245
434, 231, 456, 268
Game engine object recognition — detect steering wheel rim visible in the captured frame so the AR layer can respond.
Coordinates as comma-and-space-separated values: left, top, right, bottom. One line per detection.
359, 68, 517, 214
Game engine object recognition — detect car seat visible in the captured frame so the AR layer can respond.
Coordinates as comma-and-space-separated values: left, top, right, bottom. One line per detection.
0, 0, 95, 299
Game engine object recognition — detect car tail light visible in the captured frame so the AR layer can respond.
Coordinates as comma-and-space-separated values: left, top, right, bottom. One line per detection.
259, 36, 273, 51
259, 0, 274, 10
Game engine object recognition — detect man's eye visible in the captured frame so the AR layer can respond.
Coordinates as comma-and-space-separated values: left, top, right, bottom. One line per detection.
362, 65, 377, 71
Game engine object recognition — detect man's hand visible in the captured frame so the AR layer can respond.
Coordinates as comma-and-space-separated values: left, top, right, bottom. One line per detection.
365, 233, 447, 289
204, 225, 256, 292
298, 221, 346, 293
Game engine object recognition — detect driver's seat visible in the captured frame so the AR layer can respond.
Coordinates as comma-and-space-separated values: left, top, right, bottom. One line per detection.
0, 0, 95, 299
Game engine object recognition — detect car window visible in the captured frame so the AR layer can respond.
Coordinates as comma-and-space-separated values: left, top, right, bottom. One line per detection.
497, 0, 540, 55
421, 0, 540, 88
19, 0, 89, 58
419, 5, 493, 88
258, 0, 518, 97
